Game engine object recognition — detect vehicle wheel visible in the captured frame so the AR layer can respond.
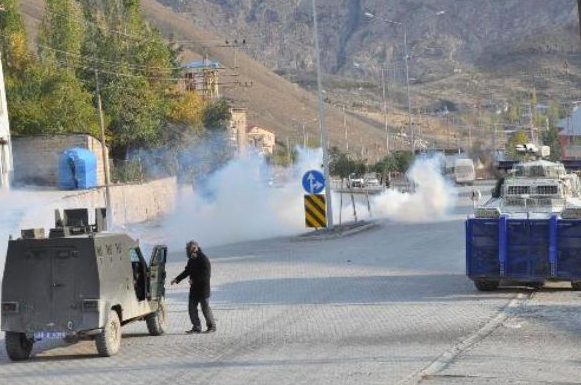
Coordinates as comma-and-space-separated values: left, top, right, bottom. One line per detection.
146, 299, 167, 336
474, 280, 499, 292
571, 282, 581, 291
5, 332, 33, 361
95, 310, 122, 357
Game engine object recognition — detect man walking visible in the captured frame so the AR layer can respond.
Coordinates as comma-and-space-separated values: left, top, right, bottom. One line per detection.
171, 241, 216, 334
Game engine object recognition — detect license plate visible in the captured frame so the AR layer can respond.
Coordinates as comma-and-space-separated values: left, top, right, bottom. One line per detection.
34, 331, 66, 340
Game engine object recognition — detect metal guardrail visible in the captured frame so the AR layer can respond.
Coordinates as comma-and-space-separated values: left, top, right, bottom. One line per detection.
330, 179, 416, 194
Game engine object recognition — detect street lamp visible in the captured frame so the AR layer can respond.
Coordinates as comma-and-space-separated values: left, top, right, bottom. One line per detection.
311, 0, 334, 228
365, 10, 445, 155
353, 61, 390, 155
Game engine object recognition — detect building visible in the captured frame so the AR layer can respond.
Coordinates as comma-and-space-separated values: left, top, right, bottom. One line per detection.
247, 126, 276, 155
0, 56, 13, 189
229, 108, 248, 155
12, 134, 108, 187
182, 60, 221, 99
556, 108, 581, 159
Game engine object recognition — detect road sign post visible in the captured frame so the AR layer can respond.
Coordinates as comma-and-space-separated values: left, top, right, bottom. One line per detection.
302, 170, 328, 228
302, 170, 326, 195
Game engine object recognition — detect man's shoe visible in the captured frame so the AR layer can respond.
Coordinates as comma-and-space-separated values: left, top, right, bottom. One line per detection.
186, 327, 202, 334
204, 327, 216, 334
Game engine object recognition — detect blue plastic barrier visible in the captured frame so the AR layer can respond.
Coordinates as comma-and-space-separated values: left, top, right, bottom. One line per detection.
466, 219, 500, 277
58, 148, 98, 190
466, 216, 581, 282
556, 220, 581, 279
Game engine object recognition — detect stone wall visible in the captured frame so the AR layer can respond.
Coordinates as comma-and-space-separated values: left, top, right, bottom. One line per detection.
12, 134, 107, 186
60, 177, 177, 226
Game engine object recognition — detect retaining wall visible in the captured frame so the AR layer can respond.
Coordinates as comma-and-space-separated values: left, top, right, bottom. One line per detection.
60, 177, 177, 226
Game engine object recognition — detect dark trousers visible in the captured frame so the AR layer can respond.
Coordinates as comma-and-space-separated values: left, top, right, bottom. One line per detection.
188, 295, 215, 330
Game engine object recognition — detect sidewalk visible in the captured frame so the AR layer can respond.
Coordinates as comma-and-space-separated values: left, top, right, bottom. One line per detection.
420, 283, 581, 384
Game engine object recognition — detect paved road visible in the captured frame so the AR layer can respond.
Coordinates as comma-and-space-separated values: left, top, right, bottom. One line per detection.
0, 197, 579, 384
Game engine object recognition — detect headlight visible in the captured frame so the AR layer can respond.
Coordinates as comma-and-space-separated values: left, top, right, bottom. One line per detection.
1, 302, 19, 314
475, 208, 501, 218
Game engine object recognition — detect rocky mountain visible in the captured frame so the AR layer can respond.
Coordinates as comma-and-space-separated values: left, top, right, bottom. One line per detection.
157, 0, 581, 110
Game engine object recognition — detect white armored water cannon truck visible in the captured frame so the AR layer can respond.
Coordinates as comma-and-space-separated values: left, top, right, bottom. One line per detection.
466, 145, 581, 291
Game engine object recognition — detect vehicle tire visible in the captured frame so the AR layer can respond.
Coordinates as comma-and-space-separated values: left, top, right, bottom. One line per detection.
571, 282, 581, 291
474, 280, 499, 292
5, 332, 33, 361
95, 310, 122, 357
146, 299, 167, 336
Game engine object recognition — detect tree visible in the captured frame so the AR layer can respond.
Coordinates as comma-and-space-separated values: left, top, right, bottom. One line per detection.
393, 151, 414, 173
0, 0, 29, 75
76, 0, 180, 157
329, 147, 351, 179
38, 0, 85, 66
203, 99, 231, 131
541, 129, 561, 161
547, 100, 560, 129
506, 130, 529, 160
168, 92, 205, 130
8, 64, 100, 136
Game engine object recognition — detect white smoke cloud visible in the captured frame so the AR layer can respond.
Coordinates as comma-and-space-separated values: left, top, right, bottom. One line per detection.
162, 148, 322, 248
162, 150, 456, 249
366, 156, 456, 222
0, 189, 64, 277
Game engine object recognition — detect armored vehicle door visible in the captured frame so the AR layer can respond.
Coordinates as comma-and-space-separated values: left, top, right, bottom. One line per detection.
149, 246, 167, 300
19, 247, 82, 331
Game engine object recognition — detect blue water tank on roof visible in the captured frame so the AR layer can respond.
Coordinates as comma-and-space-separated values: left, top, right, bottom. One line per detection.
58, 148, 98, 190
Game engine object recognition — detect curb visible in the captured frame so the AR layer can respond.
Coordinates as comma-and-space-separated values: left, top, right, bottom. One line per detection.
294, 221, 379, 242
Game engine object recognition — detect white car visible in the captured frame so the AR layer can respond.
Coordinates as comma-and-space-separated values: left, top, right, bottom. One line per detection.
348, 174, 365, 188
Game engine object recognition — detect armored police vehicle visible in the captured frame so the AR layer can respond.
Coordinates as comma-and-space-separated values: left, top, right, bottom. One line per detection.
466, 160, 581, 291
1, 208, 168, 360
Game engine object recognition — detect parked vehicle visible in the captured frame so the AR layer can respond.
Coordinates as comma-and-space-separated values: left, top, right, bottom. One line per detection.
1, 208, 168, 360
347, 173, 365, 188
364, 173, 380, 188
454, 158, 476, 185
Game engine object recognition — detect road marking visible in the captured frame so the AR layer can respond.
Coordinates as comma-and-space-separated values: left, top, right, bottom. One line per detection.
400, 291, 534, 385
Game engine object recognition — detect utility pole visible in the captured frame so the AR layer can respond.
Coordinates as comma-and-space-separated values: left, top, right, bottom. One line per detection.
381, 67, 389, 155
302, 122, 307, 148
343, 110, 349, 154
311, 0, 333, 228
95, 70, 113, 228
343, 105, 349, 152
404, 28, 413, 155
578, 0, 581, 43
286, 137, 291, 164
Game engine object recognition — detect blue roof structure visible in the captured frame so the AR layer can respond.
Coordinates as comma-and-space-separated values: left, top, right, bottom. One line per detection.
183, 60, 221, 69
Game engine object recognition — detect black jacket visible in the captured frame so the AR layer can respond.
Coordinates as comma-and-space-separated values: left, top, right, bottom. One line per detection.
175, 250, 212, 300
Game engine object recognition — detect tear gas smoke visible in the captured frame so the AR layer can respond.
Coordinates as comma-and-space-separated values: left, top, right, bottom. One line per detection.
162, 150, 456, 250
0, 189, 63, 276
364, 156, 456, 222
162, 148, 322, 248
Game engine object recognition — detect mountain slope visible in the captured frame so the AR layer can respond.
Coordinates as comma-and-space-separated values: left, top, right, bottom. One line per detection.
155, 0, 581, 113
19, 0, 394, 160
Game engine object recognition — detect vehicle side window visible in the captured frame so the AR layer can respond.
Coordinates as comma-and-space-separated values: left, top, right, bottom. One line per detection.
129, 249, 140, 263
151, 248, 167, 265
